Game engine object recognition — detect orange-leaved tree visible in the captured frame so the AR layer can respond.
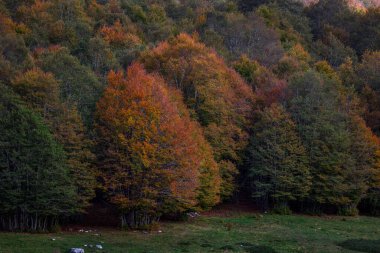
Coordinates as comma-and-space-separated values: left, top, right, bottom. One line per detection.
99, 19, 141, 48
95, 63, 220, 228
141, 34, 254, 199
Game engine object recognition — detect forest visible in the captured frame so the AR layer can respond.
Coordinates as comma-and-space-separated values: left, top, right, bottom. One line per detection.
0, 0, 379, 233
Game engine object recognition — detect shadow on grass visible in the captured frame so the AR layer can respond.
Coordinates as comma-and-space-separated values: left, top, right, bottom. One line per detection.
245, 245, 277, 253
235, 243, 277, 253
338, 239, 380, 253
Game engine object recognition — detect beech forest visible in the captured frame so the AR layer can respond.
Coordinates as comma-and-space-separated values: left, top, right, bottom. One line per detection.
0, 0, 380, 232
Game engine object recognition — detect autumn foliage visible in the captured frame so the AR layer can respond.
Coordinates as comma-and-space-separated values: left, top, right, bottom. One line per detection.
1, 0, 380, 232
141, 34, 254, 199
95, 63, 220, 227
99, 20, 141, 47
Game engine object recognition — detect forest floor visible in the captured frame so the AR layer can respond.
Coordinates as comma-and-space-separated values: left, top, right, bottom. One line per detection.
0, 212, 379, 253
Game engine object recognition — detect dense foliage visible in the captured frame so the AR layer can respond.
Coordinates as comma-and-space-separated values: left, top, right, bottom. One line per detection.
0, 0, 379, 230
247, 103, 311, 213
140, 34, 254, 200
95, 63, 220, 227
0, 84, 76, 231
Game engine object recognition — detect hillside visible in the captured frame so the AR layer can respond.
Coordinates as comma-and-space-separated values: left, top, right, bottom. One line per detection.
299, 0, 380, 9
0, 0, 379, 234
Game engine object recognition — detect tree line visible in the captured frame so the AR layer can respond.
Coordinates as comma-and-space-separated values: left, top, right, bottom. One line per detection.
0, 0, 379, 231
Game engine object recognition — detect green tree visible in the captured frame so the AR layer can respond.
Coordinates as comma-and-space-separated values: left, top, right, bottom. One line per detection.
357, 51, 380, 92
55, 104, 96, 211
313, 33, 357, 67
0, 33, 32, 82
16, 0, 92, 54
288, 70, 379, 214
247, 103, 311, 212
343, 115, 380, 215
35, 47, 103, 128
289, 71, 352, 212
87, 36, 119, 75
204, 11, 284, 66
0, 84, 76, 231
11, 68, 96, 213
353, 52, 380, 135
144, 4, 174, 43
350, 7, 380, 55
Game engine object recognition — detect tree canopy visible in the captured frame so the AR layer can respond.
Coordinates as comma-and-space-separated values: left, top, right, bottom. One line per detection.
0, 0, 379, 230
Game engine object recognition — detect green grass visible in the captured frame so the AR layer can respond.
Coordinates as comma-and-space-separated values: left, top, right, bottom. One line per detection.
0, 214, 379, 253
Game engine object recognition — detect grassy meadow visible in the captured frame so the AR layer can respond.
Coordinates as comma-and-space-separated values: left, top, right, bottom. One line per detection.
0, 214, 379, 253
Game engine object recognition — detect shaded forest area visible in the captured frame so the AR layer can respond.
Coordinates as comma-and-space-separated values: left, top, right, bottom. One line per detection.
0, 0, 379, 231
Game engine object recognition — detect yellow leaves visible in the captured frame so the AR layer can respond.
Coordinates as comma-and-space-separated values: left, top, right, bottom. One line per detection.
289, 43, 312, 64
0, 13, 31, 36
314, 61, 341, 83
195, 13, 207, 27
11, 68, 60, 114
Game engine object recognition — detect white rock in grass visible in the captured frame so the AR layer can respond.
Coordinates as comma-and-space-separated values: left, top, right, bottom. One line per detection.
96, 245, 103, 249
69, 248, 84, 253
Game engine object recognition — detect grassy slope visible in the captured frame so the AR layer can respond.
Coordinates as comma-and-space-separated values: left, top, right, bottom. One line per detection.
0, 214, 379, 253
